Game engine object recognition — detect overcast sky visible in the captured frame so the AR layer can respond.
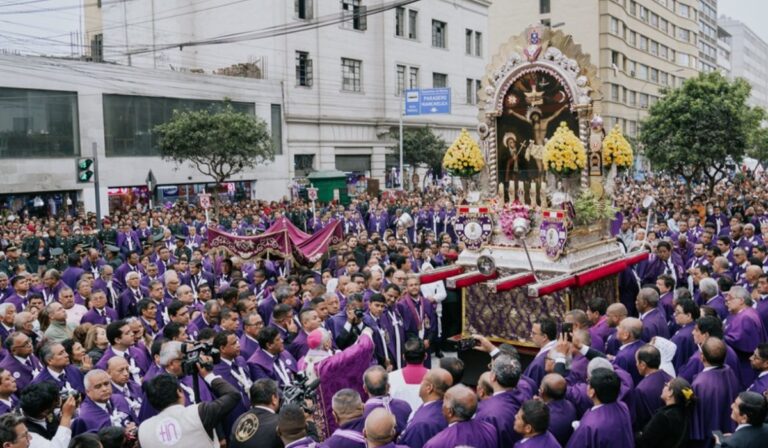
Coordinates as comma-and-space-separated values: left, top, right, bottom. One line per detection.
0, 0, 765, 56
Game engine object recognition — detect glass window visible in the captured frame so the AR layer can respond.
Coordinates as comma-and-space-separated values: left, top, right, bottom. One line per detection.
650, 68, 659, 82
409, 67, 419, 89
432, 72, 447, 88
629, 91, 636, 106
629, 31, 636, 46
678, 3, 689, 18
638, 64, 648, 80
0, 87, 79, 158
395, 7, 405, 36
650, 41, 658, 56
677, 27, 690, 42
408, 10, 418, 39
432, 20, 446, 48
295, 0, 313, 20
103, 95, 253, 157
611, 84, 619, 101
341, 58, 362, 92
466, 78, 475, 105
677, 52, 689, 66
639, 93, 649, 108
465, 29, 473, 55
610, 17, 619, 35
271, 104, 283, 155
295, 51, 313, 87
475, 31, 482, 57
396, 65, 405, 95
639, 35, 648, 51
540, 0, 551, 14
341, 0, 366, 31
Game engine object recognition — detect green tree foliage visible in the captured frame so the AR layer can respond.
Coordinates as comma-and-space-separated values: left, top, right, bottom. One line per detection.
640, 72, 762, 193
154, 104, 274, 211
389, 126, 447, 174
747, 126, 768, 169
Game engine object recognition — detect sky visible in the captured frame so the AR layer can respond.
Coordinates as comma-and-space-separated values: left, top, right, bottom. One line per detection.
0, 0, 766, 56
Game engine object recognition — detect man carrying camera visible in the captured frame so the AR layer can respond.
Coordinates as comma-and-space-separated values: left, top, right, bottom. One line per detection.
335, 294, 366, 350
138, 357, 241, 447
19, 382, 78, 447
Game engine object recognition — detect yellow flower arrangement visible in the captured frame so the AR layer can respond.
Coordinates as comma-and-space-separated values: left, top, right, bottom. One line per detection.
543, 122, 586, 176
602, 124, 634, 169
442, 128, 485, 177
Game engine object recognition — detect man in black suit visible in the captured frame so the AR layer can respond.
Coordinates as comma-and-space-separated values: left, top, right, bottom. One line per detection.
718, 391, 768, 448
229, 378, 282, 448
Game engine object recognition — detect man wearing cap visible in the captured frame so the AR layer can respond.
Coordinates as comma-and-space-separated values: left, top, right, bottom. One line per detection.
174, 235, 192, 261
104, 244, 123, 270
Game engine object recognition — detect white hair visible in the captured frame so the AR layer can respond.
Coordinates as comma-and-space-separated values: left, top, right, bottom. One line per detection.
587, 357, 614, 377
126, 271, 140, 281
84, 369, 108, 390
0, 303, 14, 315
159, 341, 183, 367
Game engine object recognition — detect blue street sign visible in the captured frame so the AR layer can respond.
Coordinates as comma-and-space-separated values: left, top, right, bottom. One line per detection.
403, 88, 451, 116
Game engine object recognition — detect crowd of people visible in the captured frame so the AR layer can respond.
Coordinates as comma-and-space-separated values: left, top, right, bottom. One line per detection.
0, 170, 766, 447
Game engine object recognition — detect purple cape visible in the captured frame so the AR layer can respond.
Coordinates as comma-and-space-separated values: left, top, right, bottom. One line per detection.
690, 366, 740, 444
398, 400, 447, 448
423, 419, 498, 448
565, 401, 634, 448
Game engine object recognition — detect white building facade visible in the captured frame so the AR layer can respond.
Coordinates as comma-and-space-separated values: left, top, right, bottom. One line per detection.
86, 0, 490, 184
719, 16, 768, 111
0, 55, 287, 215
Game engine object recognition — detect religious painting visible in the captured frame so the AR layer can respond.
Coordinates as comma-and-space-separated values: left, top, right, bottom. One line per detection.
496, 71, 579, 188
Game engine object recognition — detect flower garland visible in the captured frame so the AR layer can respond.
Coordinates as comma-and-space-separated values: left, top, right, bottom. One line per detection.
543, 122, 587, 176
442, 129, 485, 177
498, 201, 533, 240
602, 124, 634, 169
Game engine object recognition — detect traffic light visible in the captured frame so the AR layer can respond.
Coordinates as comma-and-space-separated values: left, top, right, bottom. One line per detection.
76, 158, 94, 183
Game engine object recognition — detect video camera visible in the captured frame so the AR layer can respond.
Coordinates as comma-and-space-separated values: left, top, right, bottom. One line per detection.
282, 371, 320, 413
181, 342, 221, 376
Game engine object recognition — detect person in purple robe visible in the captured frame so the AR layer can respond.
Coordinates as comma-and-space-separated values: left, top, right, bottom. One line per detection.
61, 254, 86, 290
524, 318, 558, 387
539, 373, 576, 446
95, 320, 151, 383
113, 252, 145, 291
319, 388, 367, 448
247, 326, 298, 386
0, 368, 18, 415
363, 294, 392, 368
397, 367, 451, 448
423, 384, 498, 448
633, 344, 673, 431
636, 288, 670, 342
239, 312, 263, 360
0, 332, 43, 391
211, 331, 251, 439
361, 366, 412, 437
117, 272, 148, 319
723, 286, 767, 389
670, 298, 700, 371
381, 284, 406, 370
30, 341, 86, 394
679, 315, 741, 384
4, 275, 31, 312
396, 276, 437, 366
79, 290, 119, 326
611, 317, 645, 386
566, 367, 634, 448
106, 356, 143, 417
690, 337, 741, 448
747, 343, 768, 395
72, 369, 137, 436
512, 400, 562, 448
476, 353, 530, 446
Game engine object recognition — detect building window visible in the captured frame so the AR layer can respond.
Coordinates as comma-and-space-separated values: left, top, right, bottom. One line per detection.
650, 13, 658, 27
294, 154, 315, 177
295, 0, 313, 20
611, 50, 619, 66
341, 58, 362, 92
396, 65, 406, 94
629, 31, 636, 46
475, 31, 482, 57
637, 64, 648, 80
611, 84, 619, 101
639, 35, 648, 51
271, 104, 283, 155
629, 120, 637, 137
466, 78, 480, 105
660, 72, 669, 85
650, 68, 659, 82
650, 41, 658, 56
432, 20, 446, 48
629, 91, 636, 106
91, 34, 104, 62
540, 0, 551, 14
409, 67, 419, 89
433, 72, 447, 88
0, 87, 80, 158
395, 7, 405, 36
678, 3, 690, 18
677, 27, 690, 42
408, 10, 418, 39
103, 94, 253, 157
610, 17, 619, 35
541, 18, 551, 27
465, 29, 473, 55
639, 93, 649, 108
342, 0, 366, 31
295, 51, 313, 87
677, 52, 690, 66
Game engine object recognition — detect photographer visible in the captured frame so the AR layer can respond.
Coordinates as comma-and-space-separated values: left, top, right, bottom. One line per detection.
138, 358, 241, 447
335, 294, 366, 349
19, 381, 78, 448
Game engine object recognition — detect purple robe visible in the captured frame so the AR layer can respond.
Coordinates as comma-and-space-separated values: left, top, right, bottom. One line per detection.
380, 307, 406, 369
319, 416, 366, 448
671, 323, 697, 371
257, 296, 278, 325
287, 329, 310, 361
118, 286, 148, 319
212, 357, 251, 438
239, 334, 260, 360
398, 400, 447, 448
476, 389, 524, 446
0, 354, 42, 391
679, 343, 740, 384
30, 365, 85, 394
363, 395, 412, 436
314, 332, 374, 438
612, 340, 644, 386
95, 346, 151, 377
547, 398, 576, 446
690, 366, 740, 446
724, 307, 767, 388
61, 267, 86, 290
396, 295, 437, 344
246, 348, 298, 386
513, 432, 562, 448
0, 396, 17, 415
748, 372, 768, 395
634, 369, 672, 430
640, 308, 670, 342
423, 419, 498, 448
79, 307, 119, 326
704, 294, 729, 321
3, 293, 28, 312
565, 401, 634, 448
590, 318, 612, 350
72, 396, 136, 435
524, 349, 552, 388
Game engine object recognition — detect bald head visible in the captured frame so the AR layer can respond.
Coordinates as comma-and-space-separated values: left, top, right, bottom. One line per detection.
363, 365, 389, 397
424, 368, 452, 397
619, 317, 642, 342
701, 337, 727, 367
477, 371, 494, 400
364, 408, 397, 447
541, 373, 567, 401
606, 303, 628, 327
444, 384, 478, 422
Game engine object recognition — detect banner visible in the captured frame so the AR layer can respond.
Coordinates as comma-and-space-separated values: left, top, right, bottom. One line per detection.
207, 218, 343, 264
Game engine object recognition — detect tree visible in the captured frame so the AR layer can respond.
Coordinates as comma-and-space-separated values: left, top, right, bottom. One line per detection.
388, 126, 447, 176
747, 125, 768, 170
639, 72, 762, 193
154, 104, 275, 213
